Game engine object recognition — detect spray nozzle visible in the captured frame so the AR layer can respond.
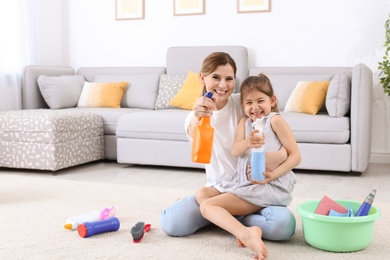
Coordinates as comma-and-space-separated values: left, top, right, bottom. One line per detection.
253, 117, 264, 131
204, 92, 213, 99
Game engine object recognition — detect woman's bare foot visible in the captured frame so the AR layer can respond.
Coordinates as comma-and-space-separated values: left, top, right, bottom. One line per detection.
239, 226, 268, 260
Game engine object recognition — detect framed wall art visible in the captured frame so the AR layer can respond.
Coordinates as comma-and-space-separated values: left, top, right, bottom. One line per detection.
174, 0, 205, 16
237, 0, 270, 13
116, 0, 145, 20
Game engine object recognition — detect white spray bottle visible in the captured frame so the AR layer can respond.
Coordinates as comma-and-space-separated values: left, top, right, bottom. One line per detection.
251, 118, 265, 181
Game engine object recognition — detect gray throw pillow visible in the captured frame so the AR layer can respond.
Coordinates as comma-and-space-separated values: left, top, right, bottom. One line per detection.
155, 74, 186, 109
94, 74, 161, 109
325, 73, 351, 117
37, 75, 85, 109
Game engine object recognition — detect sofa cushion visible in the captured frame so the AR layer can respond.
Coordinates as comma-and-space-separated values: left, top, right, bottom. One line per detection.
168, 71, 203, 110
64, 107, 142, 135
326, 73, 351, 117
37, 75, 85, 109
116, 109, 191, 141
280, 111, 350, 144
94, 74, 160, 109
284, 81, 330, 115
155, 74, 186, 109
77, 82, 127, 108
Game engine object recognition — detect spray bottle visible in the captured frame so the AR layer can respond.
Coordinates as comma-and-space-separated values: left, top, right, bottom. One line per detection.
64, 210, 102, 230
78, 217, 120, 238
251, 118, 265, 181
191, 92, 214, 164
356, 189, 377, 216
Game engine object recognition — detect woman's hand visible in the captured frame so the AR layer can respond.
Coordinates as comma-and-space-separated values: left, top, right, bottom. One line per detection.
193, 95, 216, 121
251, 171, 275, 185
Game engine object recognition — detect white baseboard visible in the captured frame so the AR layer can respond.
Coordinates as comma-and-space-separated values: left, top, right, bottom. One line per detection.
370, 152, 390, 164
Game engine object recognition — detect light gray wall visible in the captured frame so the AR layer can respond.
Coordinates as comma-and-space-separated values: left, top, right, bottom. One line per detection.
37, 0, 390, 163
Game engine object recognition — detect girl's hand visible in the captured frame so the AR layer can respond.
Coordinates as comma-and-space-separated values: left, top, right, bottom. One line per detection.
247, 129, 265, 149
193, 95, 216, 121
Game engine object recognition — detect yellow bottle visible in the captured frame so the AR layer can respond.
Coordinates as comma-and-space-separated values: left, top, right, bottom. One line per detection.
191, 92, 214, 164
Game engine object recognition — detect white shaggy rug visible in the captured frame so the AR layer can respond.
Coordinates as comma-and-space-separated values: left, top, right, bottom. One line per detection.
0, 173, 389, 260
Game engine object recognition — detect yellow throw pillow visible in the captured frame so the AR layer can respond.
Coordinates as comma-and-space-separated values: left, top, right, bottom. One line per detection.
284, 81, 330, 115
77, 82, 127, 108
168, 71, 203, 110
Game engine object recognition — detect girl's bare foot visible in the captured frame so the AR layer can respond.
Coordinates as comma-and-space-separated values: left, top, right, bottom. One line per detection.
240, 226, 268, 260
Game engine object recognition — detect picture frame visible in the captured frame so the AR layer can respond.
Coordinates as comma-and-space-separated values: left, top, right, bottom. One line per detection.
116, 0, 145, 20
237, 0, 270, 13
174, 0, 205, 16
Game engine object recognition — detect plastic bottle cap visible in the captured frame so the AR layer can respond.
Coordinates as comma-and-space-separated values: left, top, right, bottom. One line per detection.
78, 224, 88, 238
204, 92, 213, 98
64, 223, 73, 230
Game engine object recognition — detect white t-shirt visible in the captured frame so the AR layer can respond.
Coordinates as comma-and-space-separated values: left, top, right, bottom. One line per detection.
185, 93, 244, 186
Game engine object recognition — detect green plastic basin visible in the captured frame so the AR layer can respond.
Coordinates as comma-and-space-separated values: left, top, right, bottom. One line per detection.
296, 199, 381, 252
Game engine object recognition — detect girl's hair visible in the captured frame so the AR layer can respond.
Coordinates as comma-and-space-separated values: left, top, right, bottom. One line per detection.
200, 52, 237, 94
240, 73, 279, 112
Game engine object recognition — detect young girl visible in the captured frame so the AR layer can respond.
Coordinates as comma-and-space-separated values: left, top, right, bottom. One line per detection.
195, 73, 301, 259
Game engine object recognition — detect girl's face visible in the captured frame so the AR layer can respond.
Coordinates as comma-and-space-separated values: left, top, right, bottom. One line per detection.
242, 89, 276, 121
200, 64, 235, 110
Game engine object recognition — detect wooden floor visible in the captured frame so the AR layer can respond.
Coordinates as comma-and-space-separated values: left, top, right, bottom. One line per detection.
2, 161, 390, 203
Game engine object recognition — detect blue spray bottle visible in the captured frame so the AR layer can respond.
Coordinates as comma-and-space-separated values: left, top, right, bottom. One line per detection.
356, 189, 377, 217
251, 118, 265, 181
78, 217, 120, 238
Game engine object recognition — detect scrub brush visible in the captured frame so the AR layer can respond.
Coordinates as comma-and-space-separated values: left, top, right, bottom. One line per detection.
130, 222, 151, 243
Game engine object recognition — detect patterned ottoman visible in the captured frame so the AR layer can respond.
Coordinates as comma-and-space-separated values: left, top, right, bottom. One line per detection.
0, 110, 104, 171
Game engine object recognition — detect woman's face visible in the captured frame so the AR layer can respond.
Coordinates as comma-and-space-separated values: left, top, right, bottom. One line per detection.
200, 64, 236, 110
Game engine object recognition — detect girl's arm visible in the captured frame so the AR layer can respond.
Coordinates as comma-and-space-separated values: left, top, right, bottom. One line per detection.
231, 117, 250, 157
257, 114, 301, 183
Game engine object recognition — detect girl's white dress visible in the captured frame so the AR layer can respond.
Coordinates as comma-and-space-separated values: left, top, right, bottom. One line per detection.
214, 112, 296, 207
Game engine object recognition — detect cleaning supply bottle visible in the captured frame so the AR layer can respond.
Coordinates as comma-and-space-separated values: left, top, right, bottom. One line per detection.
78, 217, 120, 238
251, 118, 265, 181
356, 189, 377, 216
64, 210, 101, 230
191, 92, 214, 164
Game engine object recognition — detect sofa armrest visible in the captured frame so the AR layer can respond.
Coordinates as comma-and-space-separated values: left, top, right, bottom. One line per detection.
22, 65, 75, 109
350, 64, 373, 172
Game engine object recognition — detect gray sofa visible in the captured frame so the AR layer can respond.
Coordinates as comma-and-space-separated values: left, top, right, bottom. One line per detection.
21, 46, 373, 173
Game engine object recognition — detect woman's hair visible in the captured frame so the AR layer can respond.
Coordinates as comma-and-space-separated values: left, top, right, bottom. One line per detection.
200, 52, 237, 94
240, 73, 279, 112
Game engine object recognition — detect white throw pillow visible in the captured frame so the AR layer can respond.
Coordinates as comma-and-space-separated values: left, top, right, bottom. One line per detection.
37, 75, 85, 109
325, 73, 351, 117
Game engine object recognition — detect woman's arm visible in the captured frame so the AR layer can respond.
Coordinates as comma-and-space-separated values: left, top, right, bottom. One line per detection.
265, 146, 287, 172
263, 115, 301, 182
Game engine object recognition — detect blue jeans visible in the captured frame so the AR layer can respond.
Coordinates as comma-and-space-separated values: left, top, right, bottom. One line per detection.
160, 194, 296, 241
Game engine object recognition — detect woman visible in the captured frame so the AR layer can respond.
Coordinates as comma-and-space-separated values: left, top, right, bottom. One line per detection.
160, 52, 296, 243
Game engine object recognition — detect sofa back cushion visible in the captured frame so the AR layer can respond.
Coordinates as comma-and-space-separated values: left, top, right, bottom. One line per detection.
249, 67, 352, 115
77, 67, 165, 109
166, 46, 248, 93
94, 74, 160, 109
